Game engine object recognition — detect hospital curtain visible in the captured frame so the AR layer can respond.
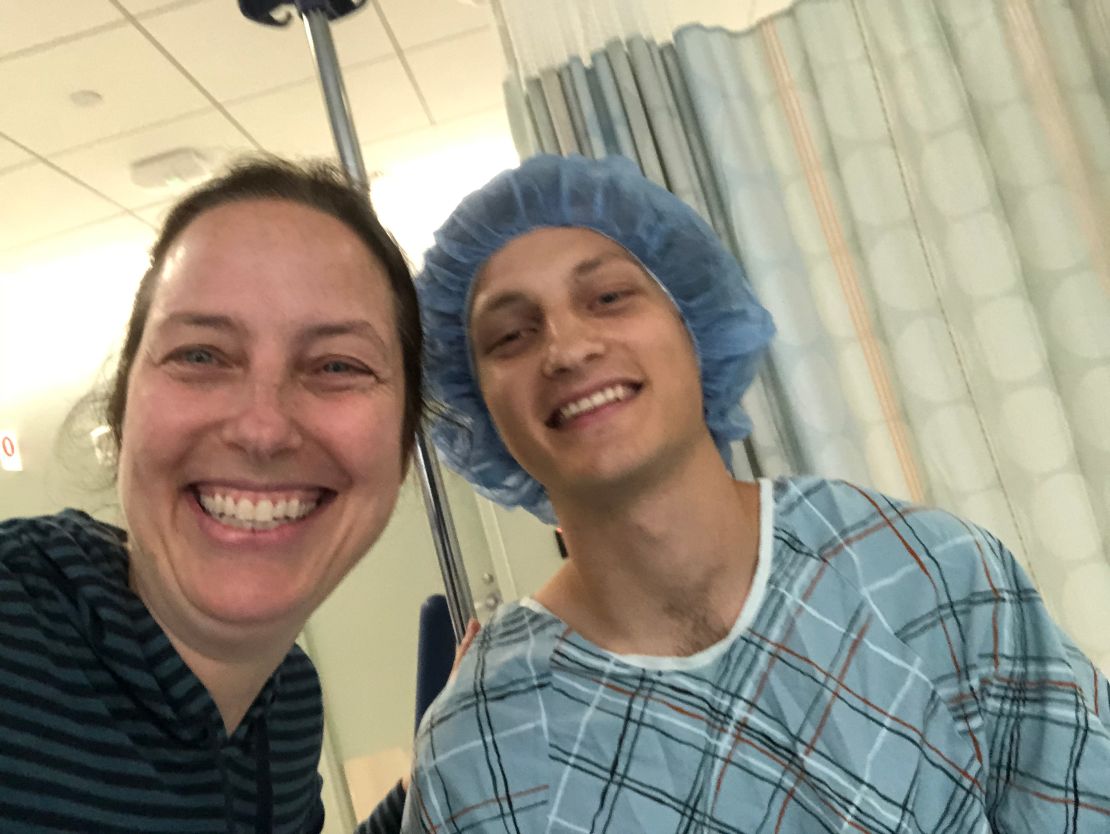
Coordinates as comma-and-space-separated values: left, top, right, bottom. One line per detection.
493, 0, 1110, 670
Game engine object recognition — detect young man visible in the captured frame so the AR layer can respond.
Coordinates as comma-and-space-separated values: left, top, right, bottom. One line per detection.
403, 155, 1110, 833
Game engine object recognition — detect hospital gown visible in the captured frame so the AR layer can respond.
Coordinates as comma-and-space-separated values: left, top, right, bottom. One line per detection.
403, 477, 1110, 833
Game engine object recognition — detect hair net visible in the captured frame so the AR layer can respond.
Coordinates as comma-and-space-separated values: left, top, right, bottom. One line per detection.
418, 154, 775, 523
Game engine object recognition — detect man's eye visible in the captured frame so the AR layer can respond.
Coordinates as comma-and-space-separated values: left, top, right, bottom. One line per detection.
489, 327, 535, 353
596, 289, 631, 306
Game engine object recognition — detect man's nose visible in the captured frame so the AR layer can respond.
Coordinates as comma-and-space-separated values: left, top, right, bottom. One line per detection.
540, 316, 606, 377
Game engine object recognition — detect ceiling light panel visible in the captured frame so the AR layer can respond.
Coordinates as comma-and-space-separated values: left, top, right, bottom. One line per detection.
53, 109, 254, 209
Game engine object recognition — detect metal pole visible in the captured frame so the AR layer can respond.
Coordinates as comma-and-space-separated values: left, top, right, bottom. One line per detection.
301, 9, 369, 185
299, 6, 476, 639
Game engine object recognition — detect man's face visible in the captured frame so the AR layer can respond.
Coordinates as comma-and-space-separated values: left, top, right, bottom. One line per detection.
468, 227, 708, 505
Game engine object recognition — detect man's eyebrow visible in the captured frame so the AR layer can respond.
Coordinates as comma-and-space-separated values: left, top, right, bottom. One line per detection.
471, 291, 530, 322
570, 251, 632, 277
472, 252, 635, 320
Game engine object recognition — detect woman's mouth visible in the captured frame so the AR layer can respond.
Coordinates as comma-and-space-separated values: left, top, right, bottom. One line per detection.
190, 486, 332, 531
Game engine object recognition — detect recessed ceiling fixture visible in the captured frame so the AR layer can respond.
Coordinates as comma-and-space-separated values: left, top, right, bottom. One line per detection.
69, 89, 104, 108
130, 148, 215, 190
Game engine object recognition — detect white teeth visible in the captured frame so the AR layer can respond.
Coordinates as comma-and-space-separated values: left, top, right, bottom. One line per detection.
196, 490, 320, 530
558, 385, 631, 424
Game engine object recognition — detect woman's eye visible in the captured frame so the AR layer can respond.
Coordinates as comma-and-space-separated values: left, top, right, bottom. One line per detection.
173, 347, 219, 365
318, 359, 371, 376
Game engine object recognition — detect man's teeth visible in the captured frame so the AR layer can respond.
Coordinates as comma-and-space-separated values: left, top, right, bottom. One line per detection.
559, 385, 632, 423
197, 492, 319, 530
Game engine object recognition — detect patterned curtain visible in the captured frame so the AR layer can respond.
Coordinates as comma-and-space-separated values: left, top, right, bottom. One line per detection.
496, 0, 1110, 670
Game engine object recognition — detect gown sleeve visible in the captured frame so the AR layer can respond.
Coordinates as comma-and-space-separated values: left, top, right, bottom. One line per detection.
846, 488, 1110, 833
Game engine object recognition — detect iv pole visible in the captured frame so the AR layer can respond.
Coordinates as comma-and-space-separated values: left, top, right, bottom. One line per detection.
240, 0, 476, 640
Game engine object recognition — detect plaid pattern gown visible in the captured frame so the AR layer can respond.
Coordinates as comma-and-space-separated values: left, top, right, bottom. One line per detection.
403, 477, 1110, 833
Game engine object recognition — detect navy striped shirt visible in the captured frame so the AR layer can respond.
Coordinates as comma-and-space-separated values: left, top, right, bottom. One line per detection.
0, 510, 325, 833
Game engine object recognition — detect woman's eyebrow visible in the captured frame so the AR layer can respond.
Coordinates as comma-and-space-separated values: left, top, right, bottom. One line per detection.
299, 319, 390, 354
158, 312, 241, 334
156, 314, 390, 355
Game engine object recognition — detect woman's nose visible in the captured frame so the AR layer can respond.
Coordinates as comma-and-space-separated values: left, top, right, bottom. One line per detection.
219, 379, 303, 461
540, 317, 605, 377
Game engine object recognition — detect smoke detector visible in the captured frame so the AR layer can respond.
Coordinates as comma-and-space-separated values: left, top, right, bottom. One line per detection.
130, 148, 216, 190
69, 89, 104, 108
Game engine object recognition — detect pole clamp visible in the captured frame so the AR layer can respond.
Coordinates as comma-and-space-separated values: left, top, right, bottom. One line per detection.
239, 0, 367, 26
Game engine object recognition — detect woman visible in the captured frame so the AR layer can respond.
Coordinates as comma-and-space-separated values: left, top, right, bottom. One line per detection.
0, 158, 420, 833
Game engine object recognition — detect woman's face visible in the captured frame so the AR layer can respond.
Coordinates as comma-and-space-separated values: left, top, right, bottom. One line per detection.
118, 198, 407, 649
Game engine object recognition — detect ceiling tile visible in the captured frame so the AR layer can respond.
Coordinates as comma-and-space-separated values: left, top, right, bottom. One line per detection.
133, 199, 175, 228
377, 0, 493, 49
0, 163, 121, 252
0, 26, 210, 156
226, 57, 429, 158
141, 0, 394, 103
362, 106, 510, 173
406, 27, 505, 123
53, 109, 256, 210
116, 0, 206, 14
0, 135, 32, 171
0, 212, 154, 277
366, 109, 517, 260
0, 0, 122, 58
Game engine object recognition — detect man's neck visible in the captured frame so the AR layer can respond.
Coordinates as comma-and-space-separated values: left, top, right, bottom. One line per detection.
537, 442, 762, 657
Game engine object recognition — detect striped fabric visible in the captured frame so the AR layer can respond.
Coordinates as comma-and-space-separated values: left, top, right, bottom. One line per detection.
0, 510, 325, 833
404, 477, 1110, 833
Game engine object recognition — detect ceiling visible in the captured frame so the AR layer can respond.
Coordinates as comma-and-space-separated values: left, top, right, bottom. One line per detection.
0, 0, 509, 263
0, 0, 516, 516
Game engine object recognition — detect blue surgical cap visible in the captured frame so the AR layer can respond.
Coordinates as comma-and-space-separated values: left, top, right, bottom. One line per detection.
418, 154, 775, 523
